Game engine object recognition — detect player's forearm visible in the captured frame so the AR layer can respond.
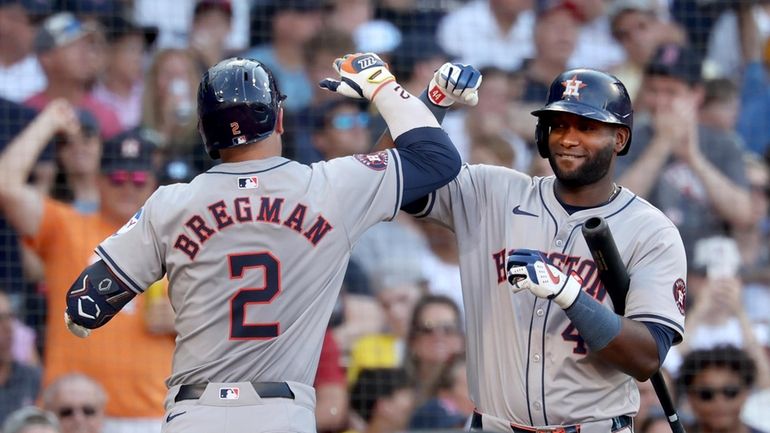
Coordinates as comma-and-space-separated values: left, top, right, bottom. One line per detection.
597, 318, 661, 381
0, 113, 57, 192
373, 82, 441, 139
689, 155, 753, 228
371, 89, 450, 152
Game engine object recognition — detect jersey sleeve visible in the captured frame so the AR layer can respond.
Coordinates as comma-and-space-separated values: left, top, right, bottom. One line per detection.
625, 225, 688, 342
410, 164, 526, 230
315, 149, 404, 241
94, 189, 165, 294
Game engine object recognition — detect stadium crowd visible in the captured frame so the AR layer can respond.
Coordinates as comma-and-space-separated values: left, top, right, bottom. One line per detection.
0, 0, 768, 432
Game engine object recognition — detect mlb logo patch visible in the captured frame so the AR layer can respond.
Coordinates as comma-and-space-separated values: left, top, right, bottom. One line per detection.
238, 176, 259, 189
219, 387, 240, 400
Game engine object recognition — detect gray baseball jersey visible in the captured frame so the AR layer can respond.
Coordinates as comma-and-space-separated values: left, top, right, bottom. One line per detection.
412, 164, 687, 426
96, 152, 403, 387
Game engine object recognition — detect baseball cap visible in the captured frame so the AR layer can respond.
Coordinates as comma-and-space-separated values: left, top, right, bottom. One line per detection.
645, 43, 703, 85
2, 406, 60, 433
100, 15, 158, 46
194, 0, 232, 17
0, 0, 53, 17
33, 12, 95, 54
100, 128, 157, 173
353, 20, 402, 54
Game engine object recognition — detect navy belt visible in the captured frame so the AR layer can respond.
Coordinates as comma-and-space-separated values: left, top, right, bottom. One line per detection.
175, 381, 295, 402
471, 411, 632, 433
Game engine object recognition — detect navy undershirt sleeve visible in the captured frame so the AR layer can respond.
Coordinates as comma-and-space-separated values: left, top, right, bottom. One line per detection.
395, 126, 460, 206
643, 321, 677, 365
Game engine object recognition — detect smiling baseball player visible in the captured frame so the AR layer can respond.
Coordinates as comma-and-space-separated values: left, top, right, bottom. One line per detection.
406, 68, 687, 433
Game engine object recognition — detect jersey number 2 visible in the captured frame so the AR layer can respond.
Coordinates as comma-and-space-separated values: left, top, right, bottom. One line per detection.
228, 252, 281, 339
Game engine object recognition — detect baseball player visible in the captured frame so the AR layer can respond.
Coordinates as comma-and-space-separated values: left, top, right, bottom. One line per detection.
413, 68, 687, 432
60, 54, 480, 433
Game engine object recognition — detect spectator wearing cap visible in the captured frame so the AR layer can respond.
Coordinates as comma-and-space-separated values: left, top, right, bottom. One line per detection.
189, 0, 233, 74
608, 0, 685, 102
241, 0, 324, 113
616, 43, 753, 262
92, 16, 157, 131
2, 406, 60, 433
0, 0, 50, 102
0, 99, 174, 433
436, 0, 535, 72
25, 12, 122, 139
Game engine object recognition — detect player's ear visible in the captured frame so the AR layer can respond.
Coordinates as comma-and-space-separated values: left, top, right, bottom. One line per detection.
275, 107, 285, 135
614, 126, 630, 153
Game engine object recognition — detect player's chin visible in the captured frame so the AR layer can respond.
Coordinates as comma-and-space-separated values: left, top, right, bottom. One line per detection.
553, 154, 585, 173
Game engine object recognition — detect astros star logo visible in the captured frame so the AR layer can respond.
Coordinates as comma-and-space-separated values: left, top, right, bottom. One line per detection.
561, 75, 587, 99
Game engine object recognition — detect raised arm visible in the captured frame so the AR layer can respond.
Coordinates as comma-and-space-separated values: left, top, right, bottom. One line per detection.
0, 100, 80, 236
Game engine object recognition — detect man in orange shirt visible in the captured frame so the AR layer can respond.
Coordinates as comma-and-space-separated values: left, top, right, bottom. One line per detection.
0, 99, 173, 433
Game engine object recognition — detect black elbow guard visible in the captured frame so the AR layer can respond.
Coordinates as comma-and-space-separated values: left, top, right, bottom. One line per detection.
66, 260, 137, 329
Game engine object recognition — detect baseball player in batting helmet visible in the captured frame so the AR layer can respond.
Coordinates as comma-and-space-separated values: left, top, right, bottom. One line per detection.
404, 67, 687, 432
60, 53, 481, 433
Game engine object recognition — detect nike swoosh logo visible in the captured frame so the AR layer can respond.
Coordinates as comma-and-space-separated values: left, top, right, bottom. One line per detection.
166, 411, 187, 423
512, 205, 538, 217
540, 254, 561, 284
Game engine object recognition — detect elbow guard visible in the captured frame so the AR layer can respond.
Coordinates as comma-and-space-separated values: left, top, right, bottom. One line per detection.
65, 260, 138, 329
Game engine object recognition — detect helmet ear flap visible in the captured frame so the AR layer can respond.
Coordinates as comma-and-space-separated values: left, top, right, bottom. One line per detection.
535, 120, 550, 158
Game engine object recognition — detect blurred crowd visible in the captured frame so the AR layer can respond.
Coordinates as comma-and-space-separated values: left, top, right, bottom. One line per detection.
0, 0, 769, 432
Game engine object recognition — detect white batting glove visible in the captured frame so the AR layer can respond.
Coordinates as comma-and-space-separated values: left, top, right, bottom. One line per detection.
427, 62, 482, 107
64, 311, 91, 338
507, 249, 582, 309
319, 52, 396, 101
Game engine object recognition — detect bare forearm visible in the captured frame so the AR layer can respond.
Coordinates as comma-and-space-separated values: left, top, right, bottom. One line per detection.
690, 155, 752, 227
617, 138, 670, 197
0, 115, 57, 191
597, 319, 661, 381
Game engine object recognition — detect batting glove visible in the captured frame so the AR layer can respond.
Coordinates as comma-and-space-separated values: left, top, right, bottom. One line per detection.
319, 52, 396, 101
427, 62, 482, 107
64, 311, 91, 338
507, 249, 582, 309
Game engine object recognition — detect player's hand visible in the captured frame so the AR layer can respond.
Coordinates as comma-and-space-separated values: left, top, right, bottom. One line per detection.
427, 62, 482, 107
319, 52, 396, 101
507, 249, 582, 309
64, 311, 91, 338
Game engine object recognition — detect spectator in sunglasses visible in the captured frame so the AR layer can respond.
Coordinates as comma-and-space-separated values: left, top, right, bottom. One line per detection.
0, 101, 174, 431
405, 294, 465, 404
41, 373, 105, 433
312, 98, 371, 160
678, 345, 761, 433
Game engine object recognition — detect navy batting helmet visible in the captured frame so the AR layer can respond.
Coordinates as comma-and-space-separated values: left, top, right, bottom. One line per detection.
531, 68, 633, 158
198, 57, 286, 159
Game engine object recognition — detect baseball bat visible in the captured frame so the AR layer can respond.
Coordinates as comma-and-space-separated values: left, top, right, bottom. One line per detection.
581, 216, 686, 433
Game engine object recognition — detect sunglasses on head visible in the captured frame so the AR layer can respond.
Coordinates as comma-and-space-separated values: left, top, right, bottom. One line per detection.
107, 170, 150, 187
331, 112, 369, 131
416, 322, 460, 336
57, 405, 98, 418
690, 385, 743, 401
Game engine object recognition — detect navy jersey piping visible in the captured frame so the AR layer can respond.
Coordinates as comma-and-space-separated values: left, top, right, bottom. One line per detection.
538, 178, 559, 238
389, 149, 403, 221
541, 300, 553, 424
204, 160, 292, 175
525, 296, 537, 425
628, 314, 684, 334
96, 246, 144, 294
